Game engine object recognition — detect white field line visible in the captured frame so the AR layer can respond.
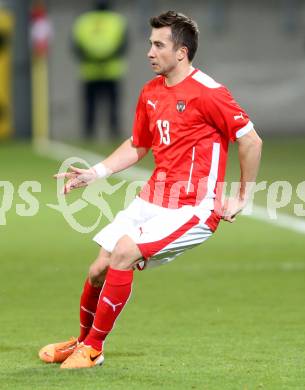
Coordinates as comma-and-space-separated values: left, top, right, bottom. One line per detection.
34, 139, 305, 235
179, 261, 305, 272
249, 204, 305, 235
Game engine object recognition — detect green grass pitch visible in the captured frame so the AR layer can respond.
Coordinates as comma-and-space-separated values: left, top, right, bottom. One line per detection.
0, 137, 305, 389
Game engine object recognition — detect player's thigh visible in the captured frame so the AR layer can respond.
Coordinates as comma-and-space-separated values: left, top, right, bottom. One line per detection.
110, 234, 143, 270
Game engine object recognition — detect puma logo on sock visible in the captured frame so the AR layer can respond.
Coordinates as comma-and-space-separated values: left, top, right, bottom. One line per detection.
102, 297, 123, 312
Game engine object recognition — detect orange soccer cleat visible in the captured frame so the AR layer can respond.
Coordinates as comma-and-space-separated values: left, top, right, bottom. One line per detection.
39, 337, 78, 363
60, 343, 104, 369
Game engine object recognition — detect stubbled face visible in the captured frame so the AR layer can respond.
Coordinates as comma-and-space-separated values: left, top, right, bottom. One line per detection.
147, 27, 180, 76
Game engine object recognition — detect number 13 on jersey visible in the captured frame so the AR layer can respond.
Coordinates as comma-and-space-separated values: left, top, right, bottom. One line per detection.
157, 119, 171, 145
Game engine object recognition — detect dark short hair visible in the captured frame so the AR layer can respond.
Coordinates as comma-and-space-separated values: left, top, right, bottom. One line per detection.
150, 11, 199, 62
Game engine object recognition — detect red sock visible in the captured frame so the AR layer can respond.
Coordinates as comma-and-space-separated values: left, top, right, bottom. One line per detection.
78, 278, 102, 342
84, 267, 133, 351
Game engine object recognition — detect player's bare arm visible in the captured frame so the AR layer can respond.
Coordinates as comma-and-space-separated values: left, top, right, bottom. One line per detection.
102, 137, 149, 173
222, 129, 262, 223
54, 137, 149, 194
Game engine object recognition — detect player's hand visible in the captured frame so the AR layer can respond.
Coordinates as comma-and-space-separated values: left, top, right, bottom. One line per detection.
221, 197, 246, 223
54, 165, 98, 195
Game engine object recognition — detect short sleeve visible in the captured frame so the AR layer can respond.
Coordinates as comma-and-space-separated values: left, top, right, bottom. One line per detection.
203, 86, 254, 142
131, 89, 153, 148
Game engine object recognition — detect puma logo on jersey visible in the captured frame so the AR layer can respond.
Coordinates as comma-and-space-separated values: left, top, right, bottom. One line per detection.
102, 297, 122, 312
234, 112, 244, 120
147, 99, 157, 110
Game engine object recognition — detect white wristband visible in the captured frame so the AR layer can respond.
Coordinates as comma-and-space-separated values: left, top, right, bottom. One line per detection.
92, 162, 112, 179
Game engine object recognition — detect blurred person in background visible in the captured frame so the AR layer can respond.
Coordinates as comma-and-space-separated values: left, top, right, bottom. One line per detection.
72, 0, 128, 139
30, 0, 52, 57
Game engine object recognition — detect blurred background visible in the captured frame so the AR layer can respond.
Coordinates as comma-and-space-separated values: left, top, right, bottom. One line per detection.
2, 0, 305, 142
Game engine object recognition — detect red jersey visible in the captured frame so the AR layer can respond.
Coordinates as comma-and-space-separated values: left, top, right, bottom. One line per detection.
132, 69, 254, 210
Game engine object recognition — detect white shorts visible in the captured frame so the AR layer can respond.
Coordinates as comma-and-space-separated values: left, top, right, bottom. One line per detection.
93, 197, 220, 270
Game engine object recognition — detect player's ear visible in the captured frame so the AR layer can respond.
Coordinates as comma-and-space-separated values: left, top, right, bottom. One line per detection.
177, 46, 188, 61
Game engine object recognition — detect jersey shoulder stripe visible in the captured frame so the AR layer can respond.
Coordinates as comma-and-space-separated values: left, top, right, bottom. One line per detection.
192, 70, 221, 89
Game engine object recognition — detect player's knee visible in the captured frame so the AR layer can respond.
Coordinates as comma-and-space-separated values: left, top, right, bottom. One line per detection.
88, 263, 108, 287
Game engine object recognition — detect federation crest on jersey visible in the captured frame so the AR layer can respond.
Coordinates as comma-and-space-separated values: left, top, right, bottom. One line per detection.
176, 100, 186, 112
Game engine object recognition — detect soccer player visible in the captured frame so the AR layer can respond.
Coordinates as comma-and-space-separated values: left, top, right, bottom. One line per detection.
39, 11, 262, 369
